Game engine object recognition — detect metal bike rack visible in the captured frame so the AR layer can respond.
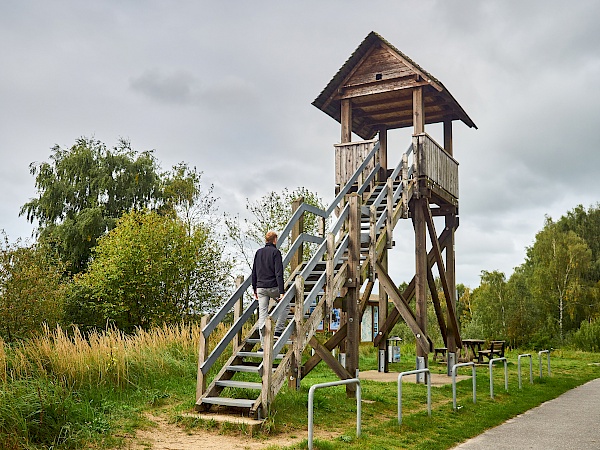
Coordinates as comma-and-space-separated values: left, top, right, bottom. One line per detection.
397, 369, 431, 425
518, 353, 533, 389
308, 378, 361, 450
538, 350, 551, 378
451, 362, 476, 411
488, 357, 508, 399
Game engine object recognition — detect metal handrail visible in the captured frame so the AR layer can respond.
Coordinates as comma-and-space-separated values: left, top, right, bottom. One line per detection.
538, 350, 551, 378
308, 378, 361, 450
489, 357, 508, 399
451, 362, 476, 411
518, 353, 533, 389
397, 369, 431, 425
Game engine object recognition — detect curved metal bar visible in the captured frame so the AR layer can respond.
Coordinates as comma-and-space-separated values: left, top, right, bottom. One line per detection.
489, 357, 508, 399
451, 362, 476, 411
308, 378, 361, 450
518, 353, 533, 389
538, 350, 551, 378
397, 369, 431, 425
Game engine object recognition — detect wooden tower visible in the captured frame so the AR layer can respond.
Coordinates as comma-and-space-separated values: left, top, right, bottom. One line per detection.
312, 31, 476, 376
195, 32, 476, 419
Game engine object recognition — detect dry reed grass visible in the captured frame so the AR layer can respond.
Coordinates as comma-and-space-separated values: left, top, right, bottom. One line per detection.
0, 320, 230, 389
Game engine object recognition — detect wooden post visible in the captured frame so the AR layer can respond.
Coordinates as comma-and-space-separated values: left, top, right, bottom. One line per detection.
291, 276, 304, 390
378, 127, 388, 182
444, 119, 453, 156
413, 87, 424, 135
261, 318, 274, 417
414, 197, 429, 379
346, 194, 361, 397
196, 314, 209, 402
445, 212, 457, 371
341, 99, 352, 143
378, 250, 389, 373
233, 275, 244, 351
291, 197, 304, 274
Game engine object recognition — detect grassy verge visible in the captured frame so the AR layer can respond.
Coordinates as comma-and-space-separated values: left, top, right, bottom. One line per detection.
1, 327, 599, 449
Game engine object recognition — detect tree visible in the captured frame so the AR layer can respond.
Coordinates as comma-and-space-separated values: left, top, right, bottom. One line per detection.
226, 187, 327, 269
527, 218, 592, 341
66, 211, 232, 332
0, 234, 68, 341
468, 270, 510, 340
20, 137, 163, 273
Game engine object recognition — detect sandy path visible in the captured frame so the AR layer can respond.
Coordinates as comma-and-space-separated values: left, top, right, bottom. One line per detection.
128, 414, 337, 450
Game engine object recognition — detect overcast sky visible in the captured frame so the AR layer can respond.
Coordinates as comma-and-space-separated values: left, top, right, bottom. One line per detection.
1, 1, 599, 288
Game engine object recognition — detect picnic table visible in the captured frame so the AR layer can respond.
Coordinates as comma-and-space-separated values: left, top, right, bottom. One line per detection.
462, 339, 485, 361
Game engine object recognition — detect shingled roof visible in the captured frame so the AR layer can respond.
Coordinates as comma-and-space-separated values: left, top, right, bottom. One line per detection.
312, 32, 477, 140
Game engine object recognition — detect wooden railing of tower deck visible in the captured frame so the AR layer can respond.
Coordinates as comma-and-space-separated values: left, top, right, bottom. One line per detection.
414, 133, 458, 200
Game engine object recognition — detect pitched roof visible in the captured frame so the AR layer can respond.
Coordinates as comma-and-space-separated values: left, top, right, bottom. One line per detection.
312, 31, 477, 140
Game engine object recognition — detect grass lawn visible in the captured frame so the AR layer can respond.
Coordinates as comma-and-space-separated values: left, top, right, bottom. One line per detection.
178, 344, 600, 450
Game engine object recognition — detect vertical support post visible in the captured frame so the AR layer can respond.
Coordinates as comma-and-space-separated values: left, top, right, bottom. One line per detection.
291, 197, 304, 274
414, 197, 429, 381
378, 127, 388, 182
291, 276, 305, 390
445, 213, 457, 375
196, 315, 209, 402
443, 118, 453, 156
341, 99, 352, 143
386, 177, 393, 249
413, 87, 424, 135
233, 275, 244, 351
378, 250, 389, 373
261, 318, 274, 416
346, 194, 361, 397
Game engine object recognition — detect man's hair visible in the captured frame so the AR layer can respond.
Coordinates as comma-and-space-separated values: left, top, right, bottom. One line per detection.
265, 230, 278, 243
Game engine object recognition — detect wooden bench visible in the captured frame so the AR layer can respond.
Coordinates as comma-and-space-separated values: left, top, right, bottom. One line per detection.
434, 347, 447, 361
476, 340, 506, 363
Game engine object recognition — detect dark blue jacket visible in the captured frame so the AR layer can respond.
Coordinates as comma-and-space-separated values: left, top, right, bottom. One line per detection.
251, 243, 284, 294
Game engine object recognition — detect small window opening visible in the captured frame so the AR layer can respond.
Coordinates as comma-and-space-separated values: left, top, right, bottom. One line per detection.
375, 73, 383, 81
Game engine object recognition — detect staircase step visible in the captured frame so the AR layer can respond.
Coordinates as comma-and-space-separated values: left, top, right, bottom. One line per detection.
237, 351, 284, 359
201, 397, 256, 408
226, 365, 261, 373
215, 380, 262, 390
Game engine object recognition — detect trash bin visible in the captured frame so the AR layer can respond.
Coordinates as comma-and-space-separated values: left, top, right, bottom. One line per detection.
387, 336, 402, 363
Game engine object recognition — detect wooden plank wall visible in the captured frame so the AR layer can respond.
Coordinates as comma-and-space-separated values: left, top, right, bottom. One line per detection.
334, 139, 377, 187
416, 134, 459, 198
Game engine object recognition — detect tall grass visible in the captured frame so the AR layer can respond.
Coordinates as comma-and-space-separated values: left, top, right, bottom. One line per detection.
0, 321, 229, 449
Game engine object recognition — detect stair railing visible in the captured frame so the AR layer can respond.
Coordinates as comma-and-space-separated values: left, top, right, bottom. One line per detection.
198, 141, 384, 381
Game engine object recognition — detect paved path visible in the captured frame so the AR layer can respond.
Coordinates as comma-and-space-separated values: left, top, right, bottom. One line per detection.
452, 378, 600, 449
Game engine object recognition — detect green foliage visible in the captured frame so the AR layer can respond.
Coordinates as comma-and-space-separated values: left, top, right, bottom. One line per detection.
572, 319, 600, 352
226, 186, 327, 269
66, 211, 231, 331
0, 234, 68, 342
21, 137, 163, 273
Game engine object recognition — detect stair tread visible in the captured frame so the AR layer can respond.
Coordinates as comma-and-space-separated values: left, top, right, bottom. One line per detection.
215, 380, 262, 390
201, 397, 256, 408
226, 365, 260, 373
237, 351, 284, 359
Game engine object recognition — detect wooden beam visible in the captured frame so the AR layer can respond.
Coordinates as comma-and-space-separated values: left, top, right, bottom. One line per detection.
375, 260, 432, 354
444, 119, 453, 156
413, 86, 425, 135
378, 127, 388, 182
374, 227, 452, 346
445, 213, 458, 353
427, 264, 447, 346
422, 201, 462, 348
341, 99, 352, 143
291, 197, 304, 274
338, 78, 429, 101
414, 197, 428, 358
309, 336, 353, 380
346, 194, 360, 395
196, 315, 209, 402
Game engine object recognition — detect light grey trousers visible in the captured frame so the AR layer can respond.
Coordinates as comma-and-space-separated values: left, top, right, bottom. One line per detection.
257, 287, 289, 346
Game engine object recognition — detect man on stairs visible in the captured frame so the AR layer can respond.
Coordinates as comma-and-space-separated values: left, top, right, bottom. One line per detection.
251, 230, 287, 351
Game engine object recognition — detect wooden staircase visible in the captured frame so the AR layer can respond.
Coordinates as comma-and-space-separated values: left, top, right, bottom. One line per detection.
196, 140, 412, 419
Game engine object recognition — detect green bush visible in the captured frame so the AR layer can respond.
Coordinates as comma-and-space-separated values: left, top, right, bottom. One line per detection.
572, 319, 600, 352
